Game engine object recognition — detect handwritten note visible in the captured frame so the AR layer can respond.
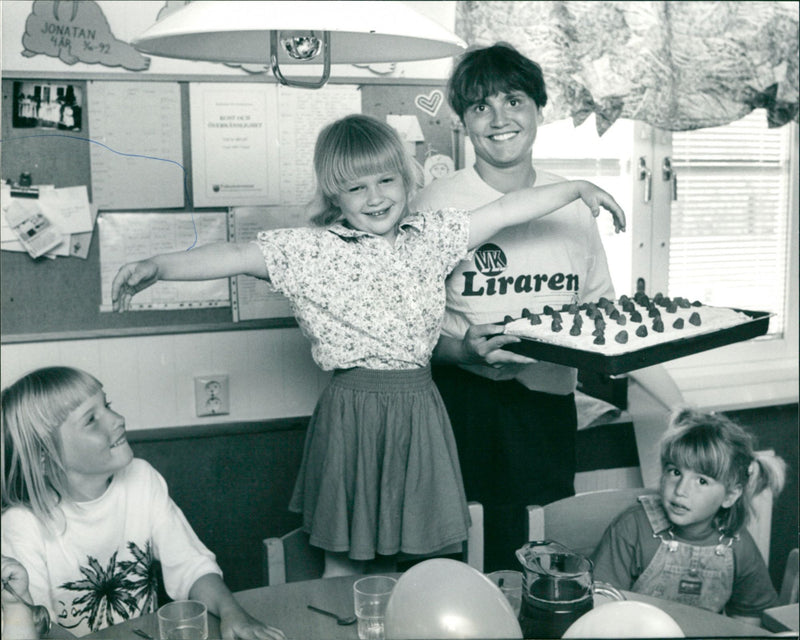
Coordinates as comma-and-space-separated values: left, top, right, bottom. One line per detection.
229, 206, 311, 321
277, 84, 362, 205
98, 212, 230, 312
88, 81, 184, 210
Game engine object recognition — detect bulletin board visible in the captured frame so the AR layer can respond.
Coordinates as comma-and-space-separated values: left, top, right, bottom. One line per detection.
1, 78, 461, 343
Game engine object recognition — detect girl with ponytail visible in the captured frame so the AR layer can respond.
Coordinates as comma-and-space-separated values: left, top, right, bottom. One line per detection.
592, 408, 786, 626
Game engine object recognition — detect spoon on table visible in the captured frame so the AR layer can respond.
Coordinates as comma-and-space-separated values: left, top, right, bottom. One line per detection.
2, 579, 52, 636
307, 604, 357, 625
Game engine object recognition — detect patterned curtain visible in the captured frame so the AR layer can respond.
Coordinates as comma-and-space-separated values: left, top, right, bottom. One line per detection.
455, 1, 799, 135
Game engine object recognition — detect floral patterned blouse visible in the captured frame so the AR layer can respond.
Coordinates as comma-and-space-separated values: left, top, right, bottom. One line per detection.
255, 209, 470, 370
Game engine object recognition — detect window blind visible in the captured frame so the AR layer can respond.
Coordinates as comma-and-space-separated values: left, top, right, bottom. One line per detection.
670, 111, 791, 336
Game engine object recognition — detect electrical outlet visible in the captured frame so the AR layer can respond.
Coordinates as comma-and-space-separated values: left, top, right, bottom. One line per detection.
194, 375, 229, 417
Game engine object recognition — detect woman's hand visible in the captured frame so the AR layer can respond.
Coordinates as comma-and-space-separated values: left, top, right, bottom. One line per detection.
111, 260, 159, 312
462, 323, 538, 369
578, 181, 626, 233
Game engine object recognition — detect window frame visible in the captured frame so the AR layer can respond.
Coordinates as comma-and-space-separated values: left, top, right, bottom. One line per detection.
631, 120, 798, 411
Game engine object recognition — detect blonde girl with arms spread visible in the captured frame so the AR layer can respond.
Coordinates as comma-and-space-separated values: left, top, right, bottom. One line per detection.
112, 114, 625, 577
1, 367, 286, 639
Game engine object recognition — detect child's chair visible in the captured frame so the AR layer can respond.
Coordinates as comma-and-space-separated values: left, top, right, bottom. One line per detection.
526, 488, 657, 558
778, 547, 799, 606
262, 501, 484, 585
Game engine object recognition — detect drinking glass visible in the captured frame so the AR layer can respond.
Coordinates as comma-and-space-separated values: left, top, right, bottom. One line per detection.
353, 575, 397, 640
157, 600, 208, 640
488, 570, 523, 617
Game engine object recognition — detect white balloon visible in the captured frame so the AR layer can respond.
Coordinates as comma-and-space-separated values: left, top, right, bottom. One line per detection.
384, 559, 523, 639
563, 600, 685, 638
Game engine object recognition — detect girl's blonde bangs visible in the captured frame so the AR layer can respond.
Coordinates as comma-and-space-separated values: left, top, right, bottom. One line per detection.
662, 424, 739, 488
319, 132, 407, 196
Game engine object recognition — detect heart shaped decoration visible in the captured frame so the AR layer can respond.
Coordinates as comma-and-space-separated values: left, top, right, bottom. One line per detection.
415, 90, 444, 117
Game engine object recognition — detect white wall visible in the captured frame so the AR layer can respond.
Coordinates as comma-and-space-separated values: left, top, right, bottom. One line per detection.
0, 1, 457, 429
1, 330, 331, 430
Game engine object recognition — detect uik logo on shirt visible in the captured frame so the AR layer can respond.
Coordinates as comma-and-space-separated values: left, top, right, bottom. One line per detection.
474, 243, 507, 276
460, 243, 581, 297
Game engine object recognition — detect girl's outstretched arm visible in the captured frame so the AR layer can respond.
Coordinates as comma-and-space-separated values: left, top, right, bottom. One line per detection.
468, 180, 625, 249
111, 242, 267, 312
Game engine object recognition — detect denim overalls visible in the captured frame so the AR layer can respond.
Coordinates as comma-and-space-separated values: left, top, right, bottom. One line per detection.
632, 495, 735, 612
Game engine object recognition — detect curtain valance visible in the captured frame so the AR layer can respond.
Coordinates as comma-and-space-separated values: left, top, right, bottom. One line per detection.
455, 1, 799, 135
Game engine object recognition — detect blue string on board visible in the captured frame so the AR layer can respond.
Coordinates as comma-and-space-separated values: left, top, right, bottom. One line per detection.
0, 133, 198, 250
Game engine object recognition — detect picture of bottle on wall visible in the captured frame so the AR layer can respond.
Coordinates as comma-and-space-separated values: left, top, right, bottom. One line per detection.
12, 80, 82, 131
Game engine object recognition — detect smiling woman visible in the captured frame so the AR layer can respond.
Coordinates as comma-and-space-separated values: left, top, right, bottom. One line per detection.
1, 366, 287, 639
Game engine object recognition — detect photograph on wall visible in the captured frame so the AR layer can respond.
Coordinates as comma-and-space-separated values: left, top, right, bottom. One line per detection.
12, 80, 82, 131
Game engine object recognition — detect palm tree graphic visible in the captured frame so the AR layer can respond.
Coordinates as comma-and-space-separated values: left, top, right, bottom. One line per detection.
62, 542, 156, 631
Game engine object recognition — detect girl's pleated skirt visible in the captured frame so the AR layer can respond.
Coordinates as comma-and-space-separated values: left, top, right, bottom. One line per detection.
289, 366, 471, 560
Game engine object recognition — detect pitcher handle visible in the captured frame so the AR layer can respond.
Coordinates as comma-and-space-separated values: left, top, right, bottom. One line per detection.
592, 581, 626, 602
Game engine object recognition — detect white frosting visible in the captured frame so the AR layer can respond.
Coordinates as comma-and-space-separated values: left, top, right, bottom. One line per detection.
503, 295, 752, 355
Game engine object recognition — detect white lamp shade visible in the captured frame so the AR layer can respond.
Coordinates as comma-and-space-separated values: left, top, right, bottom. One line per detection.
133, 1, 467, 64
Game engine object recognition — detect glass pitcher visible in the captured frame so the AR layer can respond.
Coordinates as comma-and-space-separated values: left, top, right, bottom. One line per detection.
516, 540, 625, 638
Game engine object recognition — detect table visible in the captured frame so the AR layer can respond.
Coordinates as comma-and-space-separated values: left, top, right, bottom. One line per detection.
762, 603, 799, 633
82, 575, 774, 639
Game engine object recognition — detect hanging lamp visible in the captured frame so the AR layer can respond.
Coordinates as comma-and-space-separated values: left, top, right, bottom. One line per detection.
132, 1, 467, 89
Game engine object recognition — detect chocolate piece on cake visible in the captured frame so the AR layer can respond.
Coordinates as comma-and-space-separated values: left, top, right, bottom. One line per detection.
689, 312, 702, 326
636, 325, 649, 338
615, 330, 629, 344
673, 318, 684, 329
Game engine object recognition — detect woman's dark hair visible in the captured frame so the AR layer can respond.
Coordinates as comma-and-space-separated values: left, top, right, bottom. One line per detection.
448, 42, 548, 122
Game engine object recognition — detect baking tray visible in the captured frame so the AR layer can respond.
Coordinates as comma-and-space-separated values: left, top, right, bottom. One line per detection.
502, 309, 771, 375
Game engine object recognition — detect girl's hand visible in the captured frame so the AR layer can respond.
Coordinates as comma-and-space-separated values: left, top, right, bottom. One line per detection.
111, 260, 159, 312
1, 556, 39, 640
578, 182, 626, 233
220, 608, 286, 640
1, 555, 31, 604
